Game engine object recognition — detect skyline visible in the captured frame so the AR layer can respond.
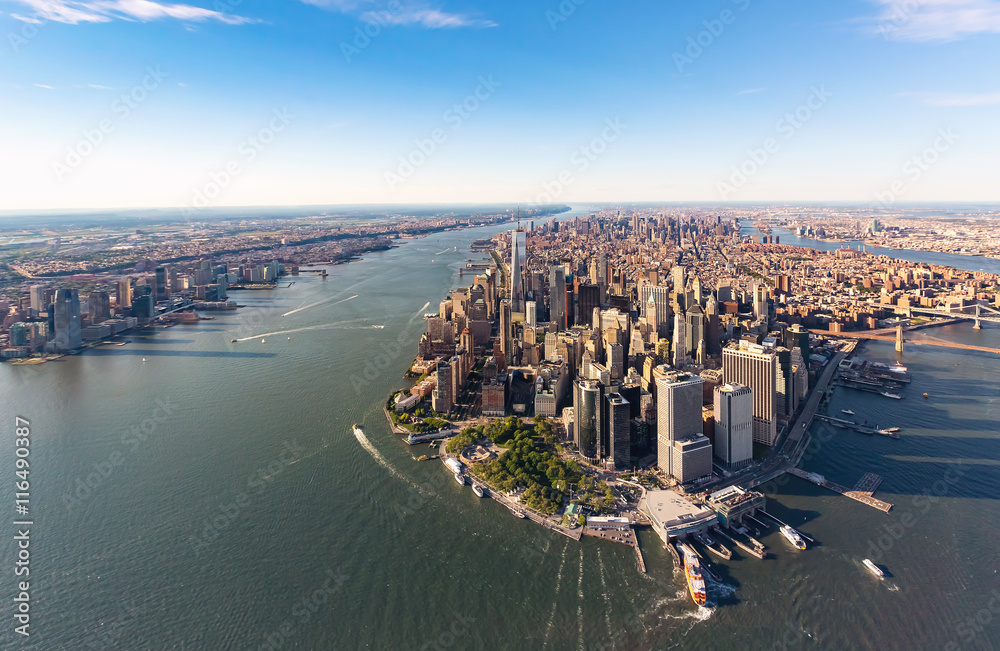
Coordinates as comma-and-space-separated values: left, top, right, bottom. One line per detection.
3, 0, 1000, 209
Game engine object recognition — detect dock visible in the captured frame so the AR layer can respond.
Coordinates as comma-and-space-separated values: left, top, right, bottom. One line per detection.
634, 539, 647, 574
787, 468, 893, 513
815, 415, 902, 440
713, 527, 766, 559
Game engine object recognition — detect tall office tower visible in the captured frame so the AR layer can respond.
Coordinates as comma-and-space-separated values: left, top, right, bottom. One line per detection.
573, 379, 603, 462
29, 285, 47, 316
716, 281, 733, 304
640, 285, 672, 339
790, 347, 809, 404
705, 294, 720, 355
722, 341, 779, 446
578, 284, 600, 324
672, 313, 687, 368
499, 299, 511, 366
655, 370, 705, 476
53, 288, 82, 352
785, 323, 811, 363
432, 361, 453, 414
155, 267, 170, 301
775, 347, 794, 418
604, 393, 631, 469
606, 341, 624, 381
685, 303, 705, 355
549, 266, 566, 330
217, 273, 228, 300
753, 283, 768, 321
510, 233, 524, 313
88, 291, 111, 324
714, 383, 754, 469
525, 301, 537, 328
692, 277, 703, 306
672, 265, 686, 294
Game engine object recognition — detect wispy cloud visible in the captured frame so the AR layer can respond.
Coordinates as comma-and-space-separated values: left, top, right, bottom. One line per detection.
8, 0, 256, 25
302, 0, 496, 29
908, 91, 1000, 106
87, 83, 114, 89
871, 0, 1000, 41
736, 87, 765, 95
34, 83, 54, 89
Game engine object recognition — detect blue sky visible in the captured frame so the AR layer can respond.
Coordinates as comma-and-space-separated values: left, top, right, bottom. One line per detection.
1, 0, 999, 210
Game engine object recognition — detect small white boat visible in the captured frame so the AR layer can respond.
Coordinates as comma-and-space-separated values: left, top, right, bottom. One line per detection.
841, 409, 855, 415
455, 472, 465, 486
863, 559, 884, 578
472, 484, 485, 498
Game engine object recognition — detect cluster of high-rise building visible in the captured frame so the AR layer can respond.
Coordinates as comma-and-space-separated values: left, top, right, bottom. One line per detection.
0, 258, 286, 358
395, 210, 868, 487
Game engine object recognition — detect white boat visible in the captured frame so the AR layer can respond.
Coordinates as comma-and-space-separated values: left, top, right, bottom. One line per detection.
863, 558, 884, 578
373, 325, 385, 329
880, 392, 902, 399
841, 409, 855, 415
472, 484, 485, 498
454, 472, 465, 486
780, 525, 807, 550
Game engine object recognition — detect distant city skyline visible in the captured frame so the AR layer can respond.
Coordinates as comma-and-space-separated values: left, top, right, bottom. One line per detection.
3, 0, 1000, 209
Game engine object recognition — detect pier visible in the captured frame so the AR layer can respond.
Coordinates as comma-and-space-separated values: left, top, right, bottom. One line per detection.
787, 468, 893, 513
815, 414, 902, 439
634, 540, 647, 574
712, 527, 766, 559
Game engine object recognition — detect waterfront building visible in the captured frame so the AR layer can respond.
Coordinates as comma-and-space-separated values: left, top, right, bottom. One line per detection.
714, 383, 754, 469
722, 340, 779, 446
644, 490, 718, 544
604, 393, 631, 469
117, 277, 132, 310
655, 370, 704, 477
88, 291, 111, 324
432, 361, 453, 414
573, 379, 603, 462
53, 288, 82, 352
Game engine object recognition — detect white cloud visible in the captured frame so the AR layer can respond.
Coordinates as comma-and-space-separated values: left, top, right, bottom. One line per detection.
872, 0, 1000, 41
303, 0, 496, 29
9, 0, 255, 25
918, 91, 1000, 105
34, 83, 55, 88
736, 88, 765, 95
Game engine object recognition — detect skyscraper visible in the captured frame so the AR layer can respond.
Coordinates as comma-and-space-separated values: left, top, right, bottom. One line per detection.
432, 361, 453, 414
722, 341, 779, 446
88, 291, 111, 324
525, 301, 537, 328
655, 370, 709, 481
685, 303, 705, 356
117, 277, 132, 309
549, 265, 566, 330
605, 393, 631, 469
53, 288, 82, 352
155, 266, 170, 301
672, 313, 686, 368
29, 285, 47, 316
573, 379, 603, 462
714, 383, 754, 469
510, 232, 524, 313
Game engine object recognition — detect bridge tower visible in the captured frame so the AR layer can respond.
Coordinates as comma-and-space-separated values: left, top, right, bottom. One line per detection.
974, 304, 982, 330
895, 325, 904, 353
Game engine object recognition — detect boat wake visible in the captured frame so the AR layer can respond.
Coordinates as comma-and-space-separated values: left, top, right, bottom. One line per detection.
234, 317, 368, 342
353, 428, 427, 494
541, 543, 570, 648
577, 550, 585, 651
282, 294, 357, 317
597, 549, 613, 638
